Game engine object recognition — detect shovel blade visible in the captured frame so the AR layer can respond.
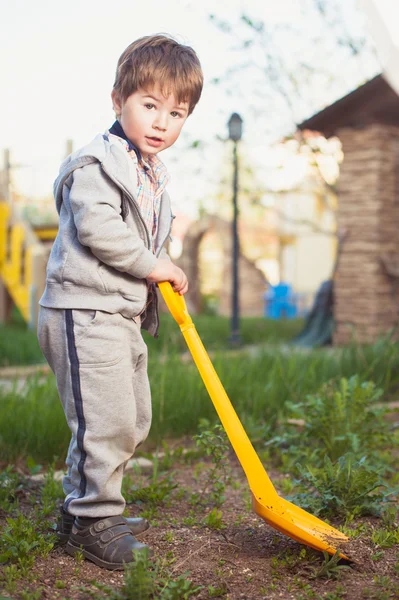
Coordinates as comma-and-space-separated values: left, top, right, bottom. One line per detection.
251, 492, 349, 558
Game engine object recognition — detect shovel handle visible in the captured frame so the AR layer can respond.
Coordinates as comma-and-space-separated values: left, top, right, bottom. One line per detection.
158, 280, 278, 499
158, 281, 192, 326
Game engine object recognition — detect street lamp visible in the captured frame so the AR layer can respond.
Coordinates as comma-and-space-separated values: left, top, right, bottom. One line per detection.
227, 113, 243, 346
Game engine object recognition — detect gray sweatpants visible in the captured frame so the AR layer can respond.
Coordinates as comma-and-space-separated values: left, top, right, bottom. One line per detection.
37, 307, 151, 518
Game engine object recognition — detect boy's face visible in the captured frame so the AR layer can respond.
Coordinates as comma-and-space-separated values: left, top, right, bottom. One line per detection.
111, 84, 189, 160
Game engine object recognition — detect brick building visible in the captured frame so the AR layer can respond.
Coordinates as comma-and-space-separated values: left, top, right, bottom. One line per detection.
299, 74, 399, 344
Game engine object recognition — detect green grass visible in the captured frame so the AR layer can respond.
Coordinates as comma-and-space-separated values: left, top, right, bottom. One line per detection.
1, 329, 399, 465
0, 375, 69, 463
0, 324, 45, 368
0, 309, 302, 367
143, 312, 304, 353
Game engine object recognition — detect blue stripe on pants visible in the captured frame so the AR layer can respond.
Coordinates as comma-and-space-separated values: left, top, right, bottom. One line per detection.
64, 309, 87, 511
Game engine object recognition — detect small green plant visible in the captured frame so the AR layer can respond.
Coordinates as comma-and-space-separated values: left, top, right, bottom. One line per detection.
20, 589, 44, 600
380, 506, 398, 529
202, 507, 225, 530
339, 520, 368, 538
267, 376, 393, 472
310, 551, 350, 580
0, 510, 56, 583
85, 548, 201, 599
0, 466, 23, 512
280, 477, 295, 495
123, 473, 177, 508
74, 547, 85, 564
292, 454, 393, 518
41, 462, 64, 516
1, 563, 19, 594
322, 584, 347, 599
182, 511, 198, 527
207, 582, 228, 598
371, 527, 399, 548
193, 421, 231, 507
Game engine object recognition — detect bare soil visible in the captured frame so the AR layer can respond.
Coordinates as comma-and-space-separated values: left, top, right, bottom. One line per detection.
1, 449, 398, 600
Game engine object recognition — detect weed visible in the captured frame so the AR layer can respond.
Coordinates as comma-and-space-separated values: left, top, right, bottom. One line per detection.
40, 462, 63, 516
267, 375, 392, 471
207, 582, 228, 597
163, 531, 174, 542
371, 527, 399, 548
233, 513, 244, 526
0, 512, 56, 565
55, 579, 67, 589
84, 548, 201, 599
339, 521, 368, 538
0, 466, 23, 512
20, 589, 44, 600
123, 472, 177, 508
192, 461, 206, 481
202, 507, 225, 530
0, 510, 56, 587
310, 551, 351, 580
280, 477, 295, 495
1, 563, 19, 594
296, 583, 316, 598
193, 421, 231, 507
242, 489, 252, 511
322, 584, 347, 599
371, 551, 384, 561
380, 506, 398, 529
26, 456, 43, 476
74, 548, 85, 564
292, 454, 393, 518
182, 511, 198, 527
175, 488, 186, 500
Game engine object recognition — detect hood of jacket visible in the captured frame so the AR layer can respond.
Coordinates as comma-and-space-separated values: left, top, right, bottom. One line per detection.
53, 133, 139, 215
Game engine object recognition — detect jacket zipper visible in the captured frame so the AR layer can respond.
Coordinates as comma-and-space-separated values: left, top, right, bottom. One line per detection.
101, 162, 174, 336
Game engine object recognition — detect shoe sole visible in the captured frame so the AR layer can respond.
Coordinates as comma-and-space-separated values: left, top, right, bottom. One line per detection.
56, 531, 70, 545
65, 539, 149, 570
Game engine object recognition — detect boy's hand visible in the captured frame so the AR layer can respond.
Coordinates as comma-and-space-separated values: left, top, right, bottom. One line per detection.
147, 260, 188, 295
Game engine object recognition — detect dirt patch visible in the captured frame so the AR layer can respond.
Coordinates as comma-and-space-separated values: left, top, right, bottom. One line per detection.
1, 452, 398, 600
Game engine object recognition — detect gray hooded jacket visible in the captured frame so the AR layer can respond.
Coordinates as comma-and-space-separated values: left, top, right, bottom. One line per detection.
39, 133, 174, 336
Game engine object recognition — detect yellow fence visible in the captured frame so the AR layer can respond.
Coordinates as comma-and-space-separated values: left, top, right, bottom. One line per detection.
0, 202, 50, 328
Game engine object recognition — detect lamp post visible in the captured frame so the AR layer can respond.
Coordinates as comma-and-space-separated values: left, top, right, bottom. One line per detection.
227, 112, 243, 346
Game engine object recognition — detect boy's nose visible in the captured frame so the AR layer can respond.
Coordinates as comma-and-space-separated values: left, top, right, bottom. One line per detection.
153, 115, 168, 131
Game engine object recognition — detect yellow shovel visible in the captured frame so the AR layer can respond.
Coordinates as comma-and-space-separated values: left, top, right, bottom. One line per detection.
158, 282, 349, 557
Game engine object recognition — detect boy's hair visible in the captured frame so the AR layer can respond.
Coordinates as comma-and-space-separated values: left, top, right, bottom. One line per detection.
113, 34, 203, 115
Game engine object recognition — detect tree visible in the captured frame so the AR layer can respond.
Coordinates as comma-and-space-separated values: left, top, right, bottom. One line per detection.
209, 0, 379, 141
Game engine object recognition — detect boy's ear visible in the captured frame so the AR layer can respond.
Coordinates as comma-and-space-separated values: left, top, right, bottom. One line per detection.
111, 90, 122, 116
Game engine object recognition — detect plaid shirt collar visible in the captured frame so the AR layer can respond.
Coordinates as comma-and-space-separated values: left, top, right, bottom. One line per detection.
108, 120, 168, 177
109, 120, 142, 158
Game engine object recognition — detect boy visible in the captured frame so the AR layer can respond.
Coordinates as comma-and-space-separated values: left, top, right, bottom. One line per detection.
37, 34, 203, 570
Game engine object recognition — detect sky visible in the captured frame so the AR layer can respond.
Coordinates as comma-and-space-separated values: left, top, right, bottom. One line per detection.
0, 0, 383, 217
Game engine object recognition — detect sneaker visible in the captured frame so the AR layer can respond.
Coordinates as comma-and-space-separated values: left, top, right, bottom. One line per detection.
66, 515, 149, 570
55, 505, 149, 545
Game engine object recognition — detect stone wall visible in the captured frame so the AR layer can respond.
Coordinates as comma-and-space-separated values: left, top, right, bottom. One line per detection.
173, 214, 267, 316
333, 124, 399, 345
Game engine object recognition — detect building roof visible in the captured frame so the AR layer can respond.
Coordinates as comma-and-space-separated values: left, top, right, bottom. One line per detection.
297, 74, 399, 137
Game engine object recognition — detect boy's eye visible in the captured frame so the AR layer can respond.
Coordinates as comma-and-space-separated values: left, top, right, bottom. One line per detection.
145, 103, 155, 110
171, 111, 180, 118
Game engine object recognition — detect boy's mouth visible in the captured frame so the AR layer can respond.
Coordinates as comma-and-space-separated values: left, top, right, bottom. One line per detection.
145, 136, 164, 147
